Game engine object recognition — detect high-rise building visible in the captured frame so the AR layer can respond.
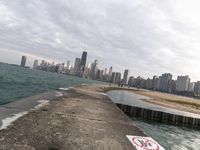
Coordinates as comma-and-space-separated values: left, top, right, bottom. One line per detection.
145, 78, 153, 89
33, 59, 39, 69
58, 64, 63, 73
84, 63, 91, 78
86, 63, 91, 69
74, 58, 81, 74
128, 76, 135, 87
108, 66, 113, 76
159, 73, 173, 92
100, 70, 104, 80
115, 72, 121, 84
40, 60, 45, 68
135, 76, 145, 88
96, 70, 101, 80
20, 56, 26, 67
104, 68, 107, 75
175, 75, 190, 92
67, 60, 71, 70
90, 60, 98, 79
194, 81, 200, 96
123, 69, 130, 85
96, 69, 104, 81
168, 79, 176, 93
152, 76, 159, 90
188, 82, 195, 92
79, 51, 87, 76
111, 72, 116, 83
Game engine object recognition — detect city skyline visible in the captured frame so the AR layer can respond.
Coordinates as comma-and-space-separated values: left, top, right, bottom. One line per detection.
17, 51, 200, 96
3, 51, 198, 83
1, 0, 200, 81
18, 51, 196, 85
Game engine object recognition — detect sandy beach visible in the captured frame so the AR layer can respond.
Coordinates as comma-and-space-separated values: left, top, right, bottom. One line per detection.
105, 86, 200, 115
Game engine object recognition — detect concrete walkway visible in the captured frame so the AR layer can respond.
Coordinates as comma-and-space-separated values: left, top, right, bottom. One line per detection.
0, 84, 145, 150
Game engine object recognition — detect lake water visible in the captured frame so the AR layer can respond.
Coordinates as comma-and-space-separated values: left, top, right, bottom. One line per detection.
107, 90, 200, 150
0, 62, 100, 105
0, 62, 101, 129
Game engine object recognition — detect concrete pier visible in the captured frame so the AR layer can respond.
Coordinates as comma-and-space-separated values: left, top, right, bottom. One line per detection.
116, 103, 200, 129
0, 85, 147, 150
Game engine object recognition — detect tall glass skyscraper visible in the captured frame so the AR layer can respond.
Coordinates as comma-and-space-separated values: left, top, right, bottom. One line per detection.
80, 51, 87, 68
21, 56, 26, 67
79, 51, 87, 77
74, 58, 81, 74
123, 69, 130, 85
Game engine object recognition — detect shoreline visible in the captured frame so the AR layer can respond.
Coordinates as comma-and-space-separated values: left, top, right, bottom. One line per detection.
0, 87, 73, 130
104, 86, 200, 115
0, 83, 93, 130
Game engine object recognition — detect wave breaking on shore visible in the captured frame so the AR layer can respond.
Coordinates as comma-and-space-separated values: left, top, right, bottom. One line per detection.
0, 111, 28, 130
0, 85, 80, 130
0, 99, 51, 130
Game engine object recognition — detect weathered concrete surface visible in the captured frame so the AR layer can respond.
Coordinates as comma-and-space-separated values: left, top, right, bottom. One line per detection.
0, 84, 145, 150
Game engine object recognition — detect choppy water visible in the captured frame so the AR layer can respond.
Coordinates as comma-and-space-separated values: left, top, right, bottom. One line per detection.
0, 62, 100, 105
107, 90, 200, 150
134, 119, 200, 150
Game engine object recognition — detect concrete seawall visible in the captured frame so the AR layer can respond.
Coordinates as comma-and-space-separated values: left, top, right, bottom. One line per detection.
116, 103, 200, 129
0, 85, 153, 150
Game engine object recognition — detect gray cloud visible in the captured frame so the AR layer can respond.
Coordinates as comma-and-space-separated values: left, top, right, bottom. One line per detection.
0, 0, 200, 81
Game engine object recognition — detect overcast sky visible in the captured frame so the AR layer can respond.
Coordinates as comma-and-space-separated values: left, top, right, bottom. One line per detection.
0, 0, 200, 81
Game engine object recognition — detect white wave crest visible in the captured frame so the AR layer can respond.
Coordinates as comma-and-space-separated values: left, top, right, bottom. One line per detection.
59, 87, 73, 91
34, 100, 50, 109
0, 111, 28, 130
55, 91, 63, 97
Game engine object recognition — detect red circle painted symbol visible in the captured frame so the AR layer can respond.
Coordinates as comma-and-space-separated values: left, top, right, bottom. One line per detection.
132, 137, 160, 150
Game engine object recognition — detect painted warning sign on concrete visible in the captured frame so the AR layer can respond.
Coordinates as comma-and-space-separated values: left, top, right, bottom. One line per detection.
126, 135, 165, 150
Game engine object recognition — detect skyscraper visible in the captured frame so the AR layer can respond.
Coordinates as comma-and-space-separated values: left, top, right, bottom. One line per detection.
123, 69, 130, 85
108, 66, 113, 76
90, 60, 98, 79
21, 56, 26, 67
58, 64, 64, 73
152, 75, 159, 90
67, 60, 71, 70
188, 82, 195, 92
40, 60, 45, 68
33, 59, 38, 69
194, 81, 200, 96
159, 73, 173, 92
175, 75, 190, 92
111, 72, 116, 83
84, 63, 91, 78
74, 58, 81, 74
96, 69, 104, 81
104, 68, 107, 75
86, 63, 91, 69
145, 78, 153, 89
128, 76, 135, 87
79, 51, 87, 76
115, 72, 121, 84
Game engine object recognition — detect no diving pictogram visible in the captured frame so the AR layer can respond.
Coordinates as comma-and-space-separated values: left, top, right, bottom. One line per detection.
126, 135, 165, 150
132, 137, 159, 150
